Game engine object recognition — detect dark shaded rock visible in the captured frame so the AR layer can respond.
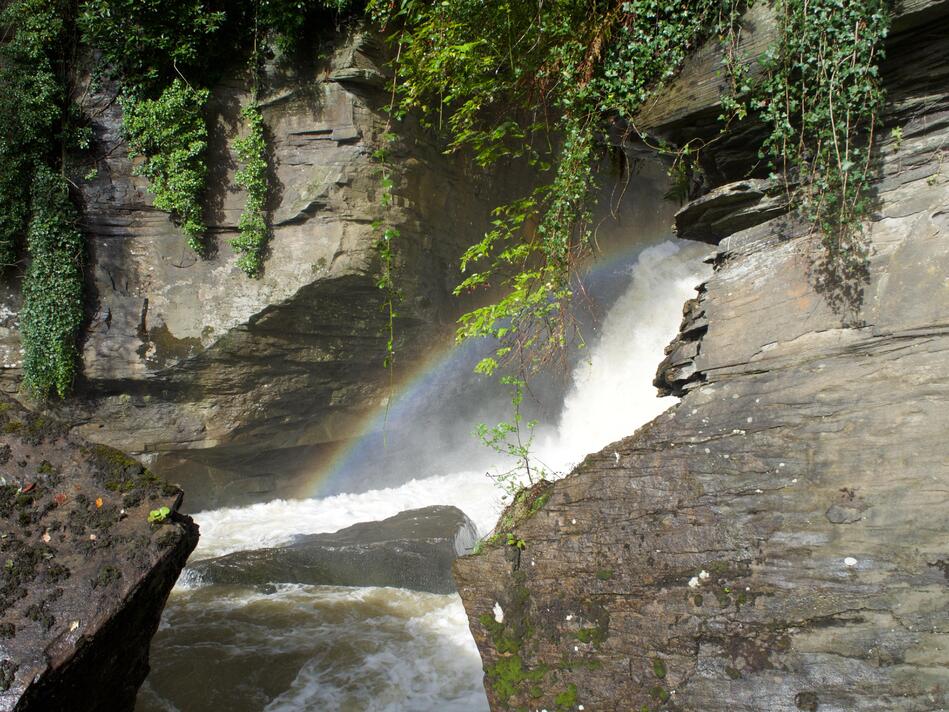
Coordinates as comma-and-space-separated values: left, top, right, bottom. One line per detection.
0, 395, 198, 712
190, 505, 476, 594
654, 288, 709, 396
455, 15, 949, 712
674, 179, 791, 244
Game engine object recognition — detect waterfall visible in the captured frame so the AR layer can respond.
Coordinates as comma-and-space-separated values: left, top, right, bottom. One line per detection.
136, 239, 710, 712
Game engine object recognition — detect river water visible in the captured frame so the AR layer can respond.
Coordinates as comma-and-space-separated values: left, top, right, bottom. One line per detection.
135, 239, 709, 712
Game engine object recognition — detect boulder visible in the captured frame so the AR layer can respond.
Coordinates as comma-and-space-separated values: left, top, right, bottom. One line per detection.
0, 395, 198, 712
189, 505, 477, 594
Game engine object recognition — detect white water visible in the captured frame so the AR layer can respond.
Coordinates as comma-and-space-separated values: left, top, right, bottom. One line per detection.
539, 240, 710, 472
140, 239, 710, 712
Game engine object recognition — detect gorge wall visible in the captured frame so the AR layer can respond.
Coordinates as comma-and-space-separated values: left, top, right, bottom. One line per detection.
0, 28, 529, 512
454, 5, 949, 712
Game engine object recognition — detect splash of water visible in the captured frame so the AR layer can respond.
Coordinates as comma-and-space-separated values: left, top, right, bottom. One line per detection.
137, 239, 710, 712
539, 240, 710, 472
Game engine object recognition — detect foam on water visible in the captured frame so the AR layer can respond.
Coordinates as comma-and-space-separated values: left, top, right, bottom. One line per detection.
138, 585, 487, 712
540, 240, 711, 471
188, 471, 501, 563
139, 239, 710, 712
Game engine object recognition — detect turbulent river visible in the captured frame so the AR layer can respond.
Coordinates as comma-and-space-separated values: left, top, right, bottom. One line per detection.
135, 239, 709, 712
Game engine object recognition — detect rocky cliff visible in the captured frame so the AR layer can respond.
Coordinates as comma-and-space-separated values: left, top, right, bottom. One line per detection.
0, 394, 197, 712
454, 6, 949, 711
0, 28, 525, 511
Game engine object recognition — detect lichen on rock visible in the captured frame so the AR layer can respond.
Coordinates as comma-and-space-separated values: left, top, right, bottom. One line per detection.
0, 395, 197, 712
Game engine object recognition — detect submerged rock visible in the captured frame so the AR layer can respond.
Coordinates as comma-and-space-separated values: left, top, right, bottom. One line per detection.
189, 505, 477, 594
0, 395, 198, 712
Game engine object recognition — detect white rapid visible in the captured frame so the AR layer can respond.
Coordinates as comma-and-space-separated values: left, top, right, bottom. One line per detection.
538, 240, 711, 472
136, 239, 710, 712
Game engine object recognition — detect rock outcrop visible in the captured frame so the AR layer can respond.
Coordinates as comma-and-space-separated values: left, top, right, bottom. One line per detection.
0, 28, 527, 511
454, 7, 949, 712
0, 395, 197, 712
189, 505, 477, 594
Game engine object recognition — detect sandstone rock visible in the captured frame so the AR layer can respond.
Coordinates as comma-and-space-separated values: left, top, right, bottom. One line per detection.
189, 505, 477, 594
0, 28, 529, 511
0, 395, 197, 712
455, 14, 949, 712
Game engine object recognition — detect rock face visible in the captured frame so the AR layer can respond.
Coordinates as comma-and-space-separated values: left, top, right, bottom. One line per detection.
454, 9, 949, 712
0, 395, 197, 712
189, 505, 477, 594
0, 28, 525, 512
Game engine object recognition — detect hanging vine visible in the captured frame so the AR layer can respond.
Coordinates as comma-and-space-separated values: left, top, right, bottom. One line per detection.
371, 0, 890, 370
371, 0, 749, 376
755, 0, 890, 315
0, 0, 894, 398
20, 168, 85, 398
231, 7, 272, 278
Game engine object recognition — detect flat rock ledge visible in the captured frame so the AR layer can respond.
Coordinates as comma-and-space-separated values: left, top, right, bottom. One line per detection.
0, 395, 197, 712
189, 505, 477, 594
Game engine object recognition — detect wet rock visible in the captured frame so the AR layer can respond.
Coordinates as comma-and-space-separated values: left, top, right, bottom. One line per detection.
190, 505, 477, 594
455, 13, 949, 712
0, 395, 198, 712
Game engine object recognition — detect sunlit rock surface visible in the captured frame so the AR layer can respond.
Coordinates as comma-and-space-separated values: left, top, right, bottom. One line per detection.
455, 9, 949, 711
0, 29, 525, 512
0, 395, 197, 712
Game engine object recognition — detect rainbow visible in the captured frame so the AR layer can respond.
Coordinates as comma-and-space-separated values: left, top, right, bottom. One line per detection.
296, 237, 679, 500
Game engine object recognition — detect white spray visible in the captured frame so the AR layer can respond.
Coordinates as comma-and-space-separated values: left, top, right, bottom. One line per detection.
140, 239, 710, 712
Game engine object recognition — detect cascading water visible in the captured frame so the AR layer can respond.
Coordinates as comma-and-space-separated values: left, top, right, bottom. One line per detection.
135, 239, 710, 712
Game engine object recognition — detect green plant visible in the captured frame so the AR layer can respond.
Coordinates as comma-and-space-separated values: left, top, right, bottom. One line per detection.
476, 376, 550, 495
20, 168, 84, 399
373, 0, 892, 370
0, 0, 71, 269
372, 0, 746, 376
122, 80, 212, 254
232, 103, 270, 276
78, 0, 225, 92
752, 0, 890, 316
82, 0, 356, 258
147, 506, 171, 524
889, 126, 903, 152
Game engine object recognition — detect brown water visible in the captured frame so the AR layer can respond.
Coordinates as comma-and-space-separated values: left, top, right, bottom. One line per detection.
136, 583, 487, 712
135, 240, 711, 712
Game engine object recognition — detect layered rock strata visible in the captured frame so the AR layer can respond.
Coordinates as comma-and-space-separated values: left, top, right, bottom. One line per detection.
0, 29, 526, 511
455, 8, 949, 712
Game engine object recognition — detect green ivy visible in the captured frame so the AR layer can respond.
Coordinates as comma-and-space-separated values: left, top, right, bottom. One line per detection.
0, 0, 892, 399
373, 0, 744, 374
0, 0, 86, 397
78, 0, 225, 93
754, 0, 890, 314
374, 0, 889, 370
231, 103, 270, 277
122, 80, 212, 255
21, 168, 85, 399
0, 0, 70, 269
